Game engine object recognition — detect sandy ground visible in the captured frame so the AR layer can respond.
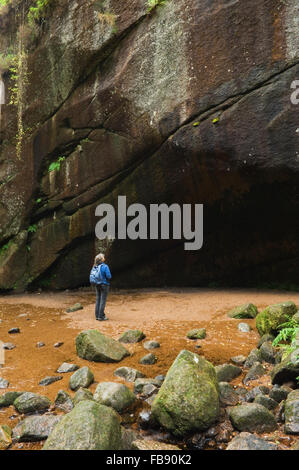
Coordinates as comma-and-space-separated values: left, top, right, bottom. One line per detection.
0, 287, 298, 450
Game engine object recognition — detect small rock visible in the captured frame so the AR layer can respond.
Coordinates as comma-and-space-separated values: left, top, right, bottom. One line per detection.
118, 330, 145, 344
219, 382, 240, 406
275, 400, 285, 423
138, 409, 153, 429
186, 433, 207, 450
271, 348, 299, 385
0, 425, 12, 450
66, 303, 83, 313
227, 303, 258, 319
144, 341, 160, 350
76, 329, 130, 362
257, 333, 275, 348
93, 382, 136, 412
39, 376, 63, 386
145, 393, 158, 406
215, 364, 242, 382
73, 387, 94, 405
8, 328, 20, 334
229, 403, 277, 432
114, 366, 145, 382
253, 394, 277, 410
226, 432, 278, 450
139, 353, 157, 365
243, 362, 266, 384
14, 392, 51, 414
244, 348, 262, 368
245, 386, 270, 402
0, 377, 9, 389
54, 342, 64, 348
140, 383, 158, 398
154, 375, 165, 386
131, 440, 181, 451
269, 384, 291, 403
56, 363, 79, 374
3, 343, 16, 350
230, 355, 246, 366
54, 390, 74, 412
238, 322, 251, 333
187, 328, 206, 340
134, 378, 160, 394
13, 415, 62, 442
260, 341, 276, 364
69, 367, 94, 391
36, 342, 45, 348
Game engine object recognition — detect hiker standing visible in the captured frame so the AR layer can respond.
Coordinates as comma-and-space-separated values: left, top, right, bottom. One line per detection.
90, 253, 112, 321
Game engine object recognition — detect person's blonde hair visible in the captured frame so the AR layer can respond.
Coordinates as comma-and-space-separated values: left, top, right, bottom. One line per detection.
93, 253, 105, 267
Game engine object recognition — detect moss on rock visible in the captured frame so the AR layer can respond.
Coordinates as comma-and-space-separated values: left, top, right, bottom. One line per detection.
256, 301, 298, 336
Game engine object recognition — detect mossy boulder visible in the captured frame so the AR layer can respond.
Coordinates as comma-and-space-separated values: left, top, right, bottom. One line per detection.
0, 392, 24, 408
76, 330, 130, 363
284, 390, 299, 435
119, 330, 145, 344
227, 303, 258, 319
187, 328, 206, 340
256, 301, 297, 336
43, 400, 123, 450
94, 382, 136, 412
14, 392, 51, 414
151, 350, 219, 436
271, 348, 299, 385
69, 366, 94, 391
229, 403, 277, 432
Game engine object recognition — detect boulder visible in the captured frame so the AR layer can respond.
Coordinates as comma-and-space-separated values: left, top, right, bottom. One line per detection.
43, 401, 123, 450
229, 403, 277, 432
187, 328, 206, 340
269, 385, 290, 403
219, 382, 240, 406
253, 394, 277, 411
56, 363, 79, 373
215, 364, 242, 382
226, 432, 278, 450
256, 301, 297, 336
243, 362, 266, 384
0, 425, 12, 450
13, 415, 62, 442
144, 341, 160, 350
114, 367, 145, 382
69, 366, 94, 391
73, 388, 94, 405
94, 382, 136, 412
259, 341, 276, 364
39, 376, 63, 386
271, 348, 299, 385
227, 304, 258, 319
0, 391, 24, 407
284, 389, 299, 434
119, 330, 145, 344
151, 350, 219, 436
54, 390, 74, 412
76, 330, 130, 363
139, 353, 157, 365
14, 392, 51, 414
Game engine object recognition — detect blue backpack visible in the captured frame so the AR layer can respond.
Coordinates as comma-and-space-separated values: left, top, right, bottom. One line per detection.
90, 264, 103, 285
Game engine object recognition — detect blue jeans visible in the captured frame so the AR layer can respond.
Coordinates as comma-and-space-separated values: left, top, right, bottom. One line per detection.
95, 284, 109, 319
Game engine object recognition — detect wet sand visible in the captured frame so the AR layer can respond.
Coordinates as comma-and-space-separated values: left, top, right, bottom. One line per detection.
0, 288, 298, 450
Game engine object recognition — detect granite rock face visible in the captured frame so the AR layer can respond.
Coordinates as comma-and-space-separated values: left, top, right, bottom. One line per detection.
0, 0, 298, 291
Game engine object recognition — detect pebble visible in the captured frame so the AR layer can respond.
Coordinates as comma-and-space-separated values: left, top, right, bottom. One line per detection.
54, 342, 64, 348
3, 343, 16, 350
36, 342, 45, 348
238, 323, 251, 333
